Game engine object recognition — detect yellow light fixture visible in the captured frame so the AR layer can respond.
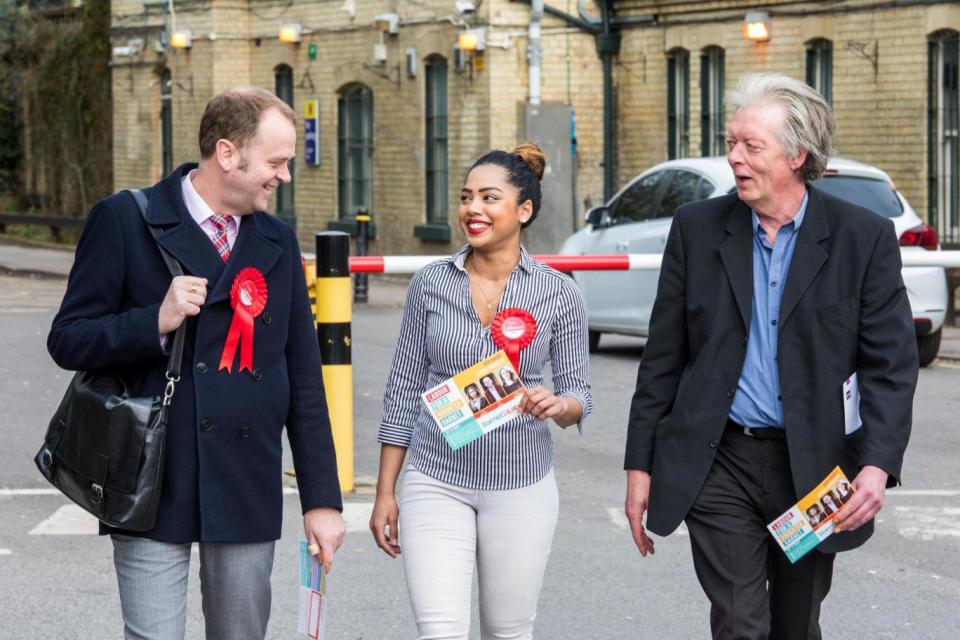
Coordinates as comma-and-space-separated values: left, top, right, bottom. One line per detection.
457, 32, 479, 52
743, 12, 770, 42
279, 23, 303, 44
170, 29, 192, 49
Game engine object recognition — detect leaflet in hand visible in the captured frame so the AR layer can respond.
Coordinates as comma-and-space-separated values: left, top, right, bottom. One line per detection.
297, 540, 327, 639
767, 466, 855, 563
421, 350, 525, 451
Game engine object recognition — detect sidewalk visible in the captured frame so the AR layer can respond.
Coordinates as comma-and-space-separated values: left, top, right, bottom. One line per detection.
2, 234, 958, 361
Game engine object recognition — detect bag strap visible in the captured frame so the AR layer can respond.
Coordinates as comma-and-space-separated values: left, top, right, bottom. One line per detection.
127, 189, 186, 402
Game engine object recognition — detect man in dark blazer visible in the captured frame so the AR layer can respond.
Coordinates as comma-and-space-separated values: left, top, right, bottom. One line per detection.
623, 73, 918, 640
48, 87, 344, 639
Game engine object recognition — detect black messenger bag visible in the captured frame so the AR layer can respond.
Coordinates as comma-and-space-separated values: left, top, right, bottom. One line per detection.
34, 189, 185, 531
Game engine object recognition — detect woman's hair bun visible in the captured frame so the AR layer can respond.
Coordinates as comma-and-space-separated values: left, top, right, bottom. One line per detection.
511, 142, 546, 180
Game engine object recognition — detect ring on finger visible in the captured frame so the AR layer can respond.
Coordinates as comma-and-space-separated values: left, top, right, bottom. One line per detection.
188, 285, 198, 294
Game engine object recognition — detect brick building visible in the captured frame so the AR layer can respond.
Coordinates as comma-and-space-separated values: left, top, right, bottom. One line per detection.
108, 0, 959, 254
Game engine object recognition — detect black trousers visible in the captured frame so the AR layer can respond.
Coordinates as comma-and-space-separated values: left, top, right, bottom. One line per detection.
685, 425, 835, 640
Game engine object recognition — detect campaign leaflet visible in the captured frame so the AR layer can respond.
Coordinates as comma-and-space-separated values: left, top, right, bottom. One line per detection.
767, 466, 856, 563
297, 540, 327, 639
421, 350, 525, 451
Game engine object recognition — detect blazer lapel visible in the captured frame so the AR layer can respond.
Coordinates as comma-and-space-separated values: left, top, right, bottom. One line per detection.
718, 199, 754, 332
147, 164, 227, 282
206, 213, 283, 306
779, 186, 831, 329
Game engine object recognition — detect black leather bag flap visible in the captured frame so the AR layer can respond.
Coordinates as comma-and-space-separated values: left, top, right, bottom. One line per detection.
50, 371, 157, 494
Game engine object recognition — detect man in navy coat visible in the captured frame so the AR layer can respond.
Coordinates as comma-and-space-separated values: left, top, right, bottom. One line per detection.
48, 87, 344, 639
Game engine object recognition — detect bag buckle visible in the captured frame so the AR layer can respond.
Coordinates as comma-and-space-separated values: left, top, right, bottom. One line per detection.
91, 483, 103, 504
162, 372, 179, 407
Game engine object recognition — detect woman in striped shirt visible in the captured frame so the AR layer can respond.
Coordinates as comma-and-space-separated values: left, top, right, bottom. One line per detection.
370, 143, 592, 639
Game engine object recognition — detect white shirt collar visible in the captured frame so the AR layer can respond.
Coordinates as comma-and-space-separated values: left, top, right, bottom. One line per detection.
180, 170, 239, 227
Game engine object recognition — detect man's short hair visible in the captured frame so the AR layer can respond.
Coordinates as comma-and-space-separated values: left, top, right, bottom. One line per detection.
727, 73, 835, 183
198, 86, 297, 159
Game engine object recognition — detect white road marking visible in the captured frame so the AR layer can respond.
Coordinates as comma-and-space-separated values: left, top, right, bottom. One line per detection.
28, 504, 98, 535
343, 502, 373, 533
606, 507, 688, 536
0, 549, 12, 556
894, 506, 960, 540
888, 490, 960, 497
0, 488, 61, 496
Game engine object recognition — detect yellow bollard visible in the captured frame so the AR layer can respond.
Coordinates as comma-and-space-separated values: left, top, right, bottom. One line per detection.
314, 232, 354, 493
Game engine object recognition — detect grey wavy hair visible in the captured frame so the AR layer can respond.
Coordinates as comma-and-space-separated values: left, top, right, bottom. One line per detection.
727, 73, 835, 183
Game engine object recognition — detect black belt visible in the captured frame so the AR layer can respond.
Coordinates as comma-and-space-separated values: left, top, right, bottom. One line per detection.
726, 419, 787, 440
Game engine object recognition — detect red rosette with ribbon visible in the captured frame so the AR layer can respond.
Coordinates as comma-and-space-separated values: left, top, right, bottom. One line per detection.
491, 307, 538, 373
219, 267, 268, 373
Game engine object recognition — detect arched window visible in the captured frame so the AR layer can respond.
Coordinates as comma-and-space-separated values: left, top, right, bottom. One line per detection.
160, 69, 173, 176
805, 39, 833, 105
338, 83, 374, 219
667, 48, 690, 160
425, 56, 448, 226
700, 46, 725, 157
929, 30, 959, 244
274, 64, 296, 227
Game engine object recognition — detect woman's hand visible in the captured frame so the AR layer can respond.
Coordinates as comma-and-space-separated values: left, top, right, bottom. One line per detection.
369, 492, 401, 558
520, 386, 579, 428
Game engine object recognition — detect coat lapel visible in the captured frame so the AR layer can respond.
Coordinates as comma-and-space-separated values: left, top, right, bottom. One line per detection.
146, 164, 227, 282
206, 213, 283, 306
718, 199, 754, 332
779, 187, 831, 329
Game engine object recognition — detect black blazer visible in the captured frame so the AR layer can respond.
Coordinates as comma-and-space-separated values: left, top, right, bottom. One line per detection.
624, 186, 918, 554
48, 164, 342, 543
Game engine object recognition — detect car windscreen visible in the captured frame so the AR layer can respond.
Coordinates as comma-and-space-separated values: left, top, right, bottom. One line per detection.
812, 175, 904, 218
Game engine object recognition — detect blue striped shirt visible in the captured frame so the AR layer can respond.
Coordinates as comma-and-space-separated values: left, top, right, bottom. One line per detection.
379, 245, 593, 490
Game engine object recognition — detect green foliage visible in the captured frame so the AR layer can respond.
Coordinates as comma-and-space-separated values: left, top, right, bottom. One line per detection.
2, 0, 112, 216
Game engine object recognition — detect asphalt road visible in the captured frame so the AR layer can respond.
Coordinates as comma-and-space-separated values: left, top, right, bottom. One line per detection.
1, 275, 958, 639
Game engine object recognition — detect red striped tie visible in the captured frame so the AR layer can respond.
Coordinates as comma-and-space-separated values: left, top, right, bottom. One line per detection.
209, 214, 232, 263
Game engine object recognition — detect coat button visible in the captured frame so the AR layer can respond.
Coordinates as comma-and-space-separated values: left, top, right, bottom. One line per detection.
261, 312, 272, 325
200, 419, 213, 432
709, 437, 720, 448
742, 337, 748, 345
239, 426, 250, 438
726, 388, 736, 398
252, 368, 263, 381
196, 362, 208, 374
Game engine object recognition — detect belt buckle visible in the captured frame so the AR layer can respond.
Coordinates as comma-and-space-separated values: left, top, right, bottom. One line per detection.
742, 426, 755, 438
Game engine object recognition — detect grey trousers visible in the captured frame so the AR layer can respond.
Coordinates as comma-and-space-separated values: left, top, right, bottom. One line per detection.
111, 534, 276, 640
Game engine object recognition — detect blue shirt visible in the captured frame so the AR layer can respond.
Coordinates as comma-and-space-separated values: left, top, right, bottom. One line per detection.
729, 192, 808, 429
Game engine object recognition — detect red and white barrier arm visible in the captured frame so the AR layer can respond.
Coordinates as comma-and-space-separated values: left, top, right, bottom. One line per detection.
348, 251, 960, 274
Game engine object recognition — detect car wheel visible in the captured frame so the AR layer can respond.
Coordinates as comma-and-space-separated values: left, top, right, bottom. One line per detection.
588, 330, 601, 353
917, 329, 941, 368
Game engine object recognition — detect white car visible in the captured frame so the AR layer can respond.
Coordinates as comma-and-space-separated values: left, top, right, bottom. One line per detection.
561, 157, 949, 366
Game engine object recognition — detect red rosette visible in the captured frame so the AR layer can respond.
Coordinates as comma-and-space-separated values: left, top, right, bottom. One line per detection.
219, 267, 268, 373
491, 307, 538, 373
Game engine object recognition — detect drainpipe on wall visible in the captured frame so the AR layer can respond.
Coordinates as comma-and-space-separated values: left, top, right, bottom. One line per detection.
597, 0, 621, 201
528, 0, 543, 106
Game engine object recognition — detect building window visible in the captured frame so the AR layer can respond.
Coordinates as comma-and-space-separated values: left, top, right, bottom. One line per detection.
806, 39, 833, 105
929, 30, 959, 245
667, 48, 690, 160
160, 69, 173, 176
274, 64, 295, 226
338, 84, 374, 219
700, 46, 724, 157
425, 56, 449, 226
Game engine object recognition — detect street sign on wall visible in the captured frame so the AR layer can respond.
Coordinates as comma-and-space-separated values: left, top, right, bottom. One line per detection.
304, 100, 320, 167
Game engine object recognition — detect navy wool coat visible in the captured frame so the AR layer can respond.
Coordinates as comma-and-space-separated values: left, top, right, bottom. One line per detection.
48, 164, 342, 542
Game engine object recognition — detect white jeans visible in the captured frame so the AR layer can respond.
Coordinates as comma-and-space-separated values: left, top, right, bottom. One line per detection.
398, 466, 559, 640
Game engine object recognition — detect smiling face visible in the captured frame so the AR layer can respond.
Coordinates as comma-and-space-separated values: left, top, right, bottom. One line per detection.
459, 164, 531, 253
726, 103, 806, 215
219, 107, 296, 215
466, 385, 480, 399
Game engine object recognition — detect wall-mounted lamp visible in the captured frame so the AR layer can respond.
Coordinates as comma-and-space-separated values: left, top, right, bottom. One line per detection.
279, 23, 303, 44
170, 29, 192, 49
374, 13, 399, 35
457, 28, 485, 52
743, 12, 771, 42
